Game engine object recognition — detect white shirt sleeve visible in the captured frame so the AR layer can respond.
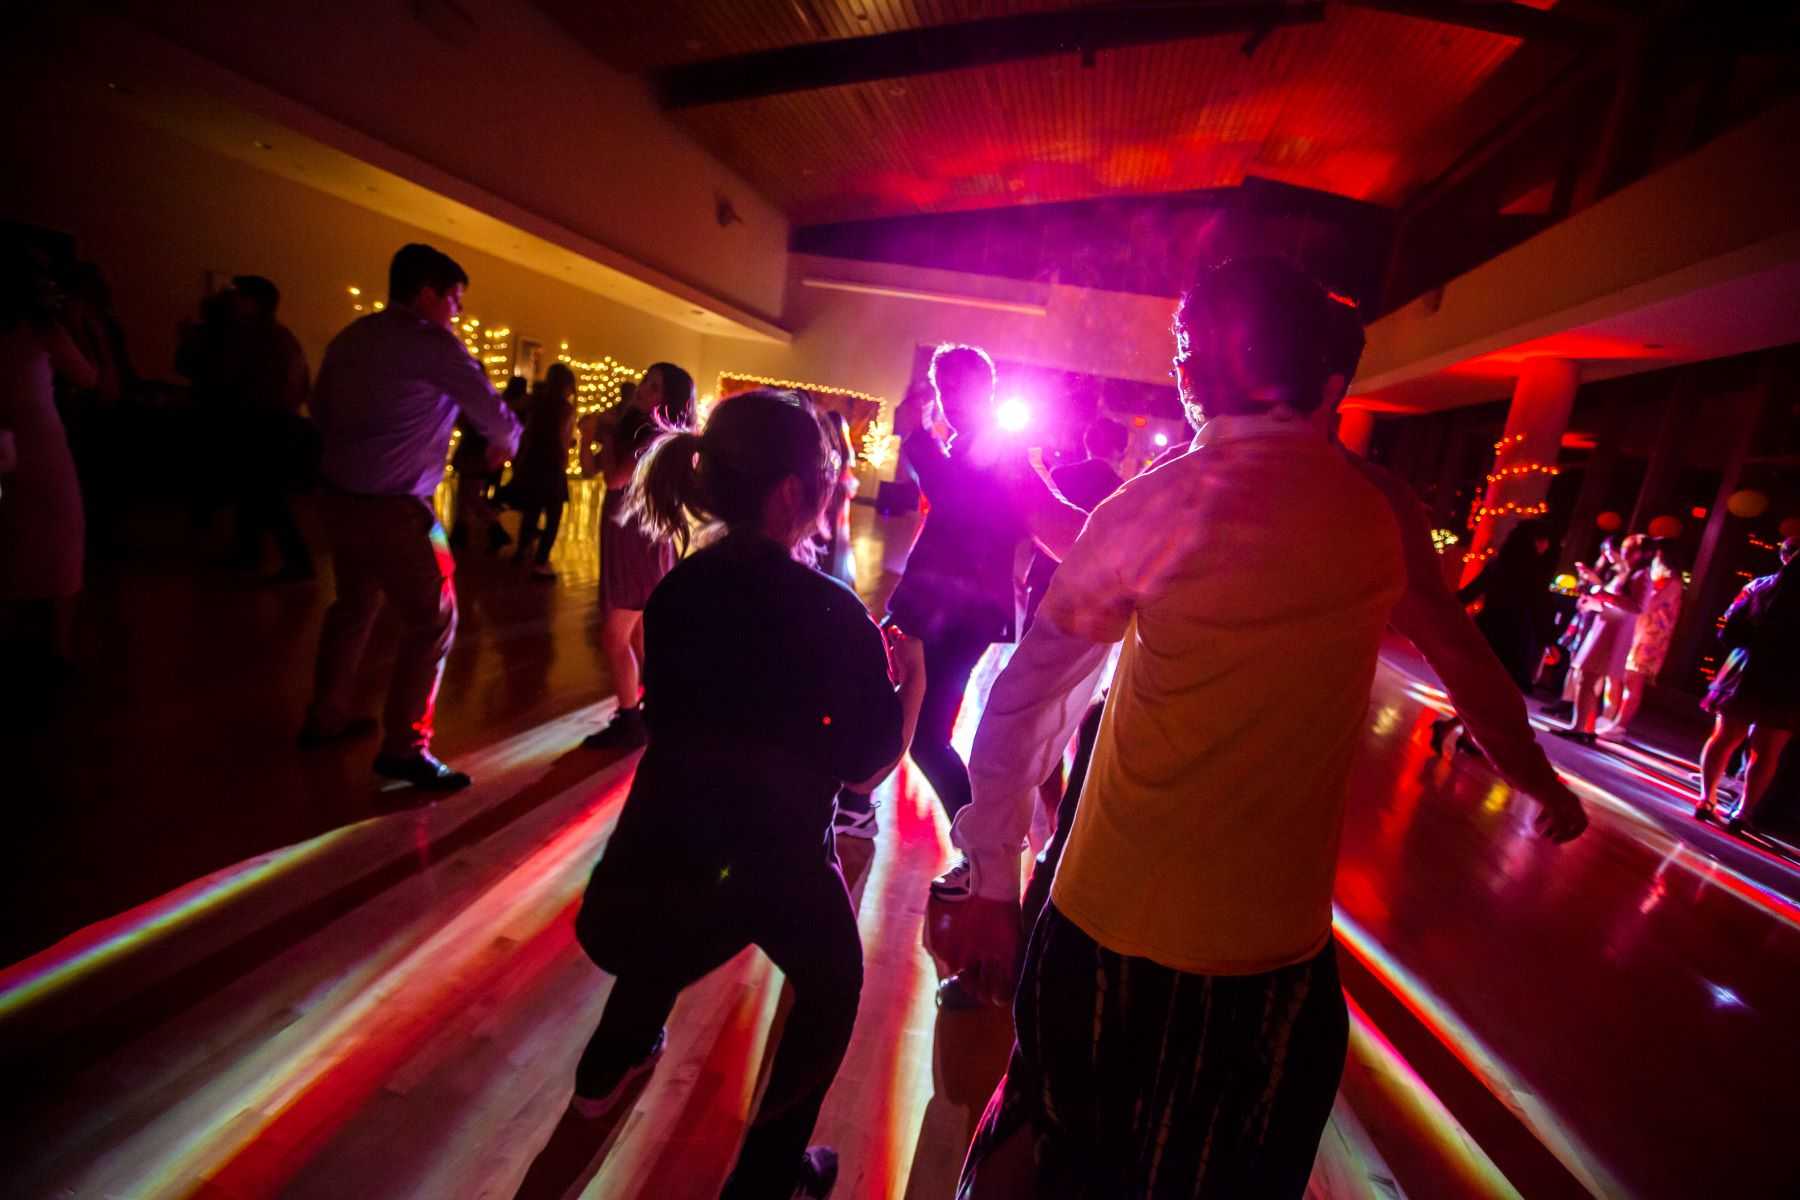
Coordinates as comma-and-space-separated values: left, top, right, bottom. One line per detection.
952, 614, 1116, 902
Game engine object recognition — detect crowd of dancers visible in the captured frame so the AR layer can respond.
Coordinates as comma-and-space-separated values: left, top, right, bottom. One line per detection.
7, 235, 1799, 1198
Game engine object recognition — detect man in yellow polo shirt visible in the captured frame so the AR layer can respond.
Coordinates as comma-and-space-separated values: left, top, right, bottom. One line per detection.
936, 258, 1587, 1198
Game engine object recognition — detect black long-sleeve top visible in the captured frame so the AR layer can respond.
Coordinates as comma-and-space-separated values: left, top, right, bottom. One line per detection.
595, 533, 903, 879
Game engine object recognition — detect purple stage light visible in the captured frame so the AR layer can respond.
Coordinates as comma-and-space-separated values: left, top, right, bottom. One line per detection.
996, 396, 1031, 432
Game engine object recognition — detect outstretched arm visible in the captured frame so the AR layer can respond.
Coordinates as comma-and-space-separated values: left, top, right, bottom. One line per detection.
1358, 462, 1586, 841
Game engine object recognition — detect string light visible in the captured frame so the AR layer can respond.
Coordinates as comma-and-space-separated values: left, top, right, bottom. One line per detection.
714, 372, 893, 467
1430, 528, 1461, 554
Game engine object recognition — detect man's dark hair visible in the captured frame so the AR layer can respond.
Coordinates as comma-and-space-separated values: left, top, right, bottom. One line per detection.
929, 343, 995, 393
231, 274, 280, 317
1083, 417, 1130, 461
1173, 257, 1334, 415
388, 243, 469, 304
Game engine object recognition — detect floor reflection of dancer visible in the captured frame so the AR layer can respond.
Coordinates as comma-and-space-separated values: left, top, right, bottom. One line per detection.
581, 363, 696, 751
521, 390, 921, 1199
1697, 537, 1800, 832
299, 244, 521, 790
933, 258, 1586, 1199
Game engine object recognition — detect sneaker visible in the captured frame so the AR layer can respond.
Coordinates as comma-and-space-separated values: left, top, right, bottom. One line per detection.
793, 1146, 839, 1198
581, 707, 649, 751
833, 800, 879, 840
372, 750, 473, 792
929, 857, 976, 904
570, 1028, 666, 1120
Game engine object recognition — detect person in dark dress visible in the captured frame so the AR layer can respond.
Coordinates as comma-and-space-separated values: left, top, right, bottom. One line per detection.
1431, 518, 1554, 753
581, 362, 696, 751
522, 389, 920, 1200
883, 344, 1085, 823
1697, 539, 1800, 831
507, 363, 575, 578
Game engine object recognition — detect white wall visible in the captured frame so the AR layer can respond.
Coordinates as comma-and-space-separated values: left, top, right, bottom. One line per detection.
77, 0, 791, 325
1, 95, 703, 384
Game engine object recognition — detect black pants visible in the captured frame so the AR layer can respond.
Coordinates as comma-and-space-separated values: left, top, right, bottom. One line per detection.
961, 907, 1348, 1199
909, 627, 994, 820
515, 500, 564, 566
576, 845, 862, 1197
235, 482, 312, 573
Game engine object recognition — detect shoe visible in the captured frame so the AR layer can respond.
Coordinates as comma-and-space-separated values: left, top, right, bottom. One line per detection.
1693, 801, 1716, 823
530, 563, 557, 580
792, 1146, 839, 1198
1454, 732, 1481, 756
297, 715, 378, 749
833, 799, 879, 840
1429, 717, 1455, 754
1541, 702, 1574, 722
1551, 728, 1597, 747
570, 1028, 666, 1120
929, 857, 976, 904
581, 708, 649, 751
372, 751, 473, 791
935, 973, 983, 1011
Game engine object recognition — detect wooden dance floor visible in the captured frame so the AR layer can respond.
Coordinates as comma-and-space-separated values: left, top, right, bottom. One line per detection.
4, 493, 1798, 1198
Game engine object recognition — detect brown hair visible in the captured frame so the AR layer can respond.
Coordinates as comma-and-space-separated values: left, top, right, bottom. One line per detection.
626, 388, 835, 554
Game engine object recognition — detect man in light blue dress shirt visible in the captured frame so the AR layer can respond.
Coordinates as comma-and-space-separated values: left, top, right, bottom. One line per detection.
298, 244, 521, 791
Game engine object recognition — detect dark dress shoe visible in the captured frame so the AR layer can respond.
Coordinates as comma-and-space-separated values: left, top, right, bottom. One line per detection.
1551, 728, 1597, 747
581, 708, 649, 751
297, 716, 379, 749
372, 751, 472, 791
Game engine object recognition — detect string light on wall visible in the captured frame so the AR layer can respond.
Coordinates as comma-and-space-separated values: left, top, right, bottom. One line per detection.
713, 372, 892, 467
1464, 431, 1558, 563
1430, 528, 1461, 554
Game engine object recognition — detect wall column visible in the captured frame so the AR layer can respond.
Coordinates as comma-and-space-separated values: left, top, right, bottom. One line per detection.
1337, 407, 1376, 457
1462, 357, 1579, 585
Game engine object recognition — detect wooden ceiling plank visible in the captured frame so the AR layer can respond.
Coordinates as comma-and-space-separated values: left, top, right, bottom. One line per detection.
654, 3, 1326, 109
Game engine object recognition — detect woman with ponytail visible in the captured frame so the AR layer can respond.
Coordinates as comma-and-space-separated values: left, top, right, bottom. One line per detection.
582, 361, 698, 750
542, 389, 923, 1198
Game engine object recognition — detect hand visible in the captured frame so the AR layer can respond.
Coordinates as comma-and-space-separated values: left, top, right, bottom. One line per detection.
1531, 788, 1588, 843
887, 627, 926, 689
927, 895, 1023, 1007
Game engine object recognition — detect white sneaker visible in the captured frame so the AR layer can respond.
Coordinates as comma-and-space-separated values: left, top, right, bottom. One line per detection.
930, 856, 976, 903
832, 802, 879, 840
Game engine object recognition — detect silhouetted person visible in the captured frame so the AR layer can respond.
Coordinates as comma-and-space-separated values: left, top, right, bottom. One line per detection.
0, 242, 96, 688
1431, 518, 1554, 754
56, 260, 133, 562
884, 344, 1084, 822
224, 275, 316, 581
509, 363, 576, 578
1024, 415, 1129, 628
448, 375, 522, 555
298, 244, 520, 791
581, 362, 697, 752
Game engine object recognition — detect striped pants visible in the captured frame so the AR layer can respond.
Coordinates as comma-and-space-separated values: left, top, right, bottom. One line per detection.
958, 905, 1347, 1199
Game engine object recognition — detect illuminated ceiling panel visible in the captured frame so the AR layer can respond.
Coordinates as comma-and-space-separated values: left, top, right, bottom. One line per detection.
543, 1, 1579, 223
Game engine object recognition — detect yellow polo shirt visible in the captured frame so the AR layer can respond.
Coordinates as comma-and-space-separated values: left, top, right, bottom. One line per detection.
1042, 427, 1406, 975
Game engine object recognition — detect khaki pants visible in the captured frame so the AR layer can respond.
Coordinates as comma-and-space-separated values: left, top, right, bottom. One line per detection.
308, 493, 456, 756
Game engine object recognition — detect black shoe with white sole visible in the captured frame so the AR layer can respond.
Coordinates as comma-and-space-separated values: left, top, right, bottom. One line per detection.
929, 857, 976, 903
372, 751, 472, 792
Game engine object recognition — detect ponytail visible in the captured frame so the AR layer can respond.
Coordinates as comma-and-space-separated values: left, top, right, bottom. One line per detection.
626, 430, 707, 554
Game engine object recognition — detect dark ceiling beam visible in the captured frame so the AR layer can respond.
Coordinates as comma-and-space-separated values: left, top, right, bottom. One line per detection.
1339, 1, 1611, 45
654, 2, 1327, 110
